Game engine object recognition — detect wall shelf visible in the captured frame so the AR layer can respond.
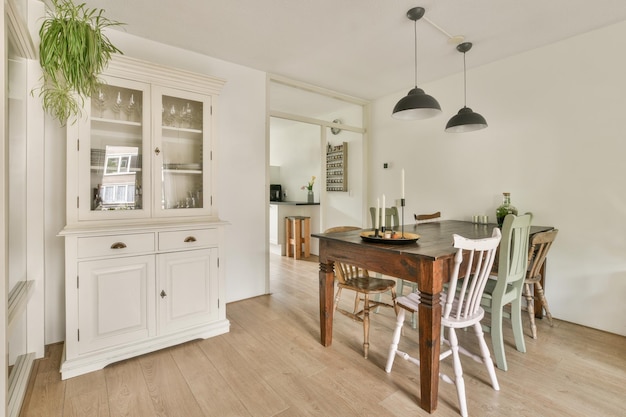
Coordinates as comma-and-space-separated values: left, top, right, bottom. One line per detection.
326, 142, 348, 192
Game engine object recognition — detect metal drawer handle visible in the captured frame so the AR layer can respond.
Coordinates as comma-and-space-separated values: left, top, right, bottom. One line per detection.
154, 147, 160, 156
110, 242, 127, 249
184, 236, 197, 243
160, 290, 167, 299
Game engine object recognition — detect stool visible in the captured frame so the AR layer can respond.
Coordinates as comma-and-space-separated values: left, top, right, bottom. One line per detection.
285, 216, 311, 259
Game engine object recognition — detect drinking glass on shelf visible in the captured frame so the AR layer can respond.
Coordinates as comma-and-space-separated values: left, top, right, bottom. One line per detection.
182, 103, 193, 128
112, 91, 122, 119
124, 94, 136, 121
94, 90, 107, 118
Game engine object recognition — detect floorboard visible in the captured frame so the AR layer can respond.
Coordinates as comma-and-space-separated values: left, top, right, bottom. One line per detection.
18, 253, 626, 417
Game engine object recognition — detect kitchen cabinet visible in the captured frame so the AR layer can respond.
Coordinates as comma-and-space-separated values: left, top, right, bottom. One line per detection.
60, 56, 229, 379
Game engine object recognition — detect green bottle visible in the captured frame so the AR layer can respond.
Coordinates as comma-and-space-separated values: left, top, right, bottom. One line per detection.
496, 192, 518, 227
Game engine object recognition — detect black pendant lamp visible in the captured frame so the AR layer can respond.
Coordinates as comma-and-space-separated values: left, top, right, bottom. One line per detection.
392, 7, 441, 120
445, 42, 487, 132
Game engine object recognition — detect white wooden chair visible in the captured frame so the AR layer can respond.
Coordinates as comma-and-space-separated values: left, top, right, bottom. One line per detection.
523, 229, 558, 339
386, 228, 502, 417
325, 226, 398, 359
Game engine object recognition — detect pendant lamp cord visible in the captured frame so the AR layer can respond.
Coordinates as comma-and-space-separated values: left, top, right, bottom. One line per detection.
463, 51, 467, 107
413, 19, 418, 88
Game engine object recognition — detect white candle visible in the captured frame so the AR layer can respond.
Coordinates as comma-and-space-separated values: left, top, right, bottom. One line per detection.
382, 194, 386, 228
401, 169, 405, 199
375, 198, 380, 229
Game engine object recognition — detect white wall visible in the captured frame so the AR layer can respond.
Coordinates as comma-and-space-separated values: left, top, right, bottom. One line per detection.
270, 118, 322, 201
44, 31, 269, 343
370, 21, 626, 336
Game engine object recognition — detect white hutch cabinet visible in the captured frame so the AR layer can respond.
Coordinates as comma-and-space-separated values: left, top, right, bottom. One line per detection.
59, 56, 229, 379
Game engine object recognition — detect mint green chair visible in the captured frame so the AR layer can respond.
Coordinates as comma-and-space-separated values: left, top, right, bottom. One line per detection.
369, 206, 399, 229
481, 213, 533, 371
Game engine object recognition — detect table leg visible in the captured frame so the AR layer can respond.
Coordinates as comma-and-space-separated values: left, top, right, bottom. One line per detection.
418, 291, 442, 413
417, 259, 444, 413
319, 257, 335, 346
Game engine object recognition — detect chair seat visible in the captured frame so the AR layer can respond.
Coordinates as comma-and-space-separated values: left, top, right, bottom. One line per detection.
480, 278, 515, 302
339, 277, 396, 293
397, 291, 485, 328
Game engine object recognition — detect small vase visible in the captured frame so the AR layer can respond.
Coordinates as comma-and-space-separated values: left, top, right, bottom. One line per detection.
307, 190, 314, 203
496, 192, 518, 227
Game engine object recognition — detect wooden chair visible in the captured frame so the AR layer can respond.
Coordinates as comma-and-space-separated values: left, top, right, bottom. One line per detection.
369, 206, 399, 229
386, 228, 502, 417
524, 229, 558, 339
480, 213, 533, 371
325, 226, 398, 359
414, 211, 441, 222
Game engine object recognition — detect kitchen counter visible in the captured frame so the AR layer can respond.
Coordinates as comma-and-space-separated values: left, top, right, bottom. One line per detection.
270, 201, 320, 206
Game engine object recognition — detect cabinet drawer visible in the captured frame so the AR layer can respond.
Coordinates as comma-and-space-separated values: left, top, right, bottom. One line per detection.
158, 229, 218, 251
78, 233, 155, 259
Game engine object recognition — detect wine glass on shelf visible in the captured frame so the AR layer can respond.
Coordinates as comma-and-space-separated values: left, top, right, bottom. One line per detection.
94, 89, 107, 118
182, 103, 193, 128
124, 94, 136, 121
163, 103, 177, 126
112, 91, 122, 119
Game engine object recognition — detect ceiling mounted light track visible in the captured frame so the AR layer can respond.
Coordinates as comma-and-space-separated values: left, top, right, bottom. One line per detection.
392, 7, 442, 121
445, 42, 488, 133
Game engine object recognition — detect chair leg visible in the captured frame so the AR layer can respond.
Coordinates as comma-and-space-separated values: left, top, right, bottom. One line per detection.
363, 294, 370, 359
511, 294, 527, 353
385, 308, 405, 372
473, 323, 500, 391
353, 292, 361, 314
334, 287, 342, 314
491, 304, 507, 371
448, 328, 468, 417
524, 283, 538, 339
397, 279, 405, 296
535, 281, 554, 326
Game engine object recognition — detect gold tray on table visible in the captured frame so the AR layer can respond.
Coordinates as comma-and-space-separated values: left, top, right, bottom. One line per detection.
360, 230, 420, 245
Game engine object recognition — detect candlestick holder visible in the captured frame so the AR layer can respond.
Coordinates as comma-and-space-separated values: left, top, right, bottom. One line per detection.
400, 198, 405, 238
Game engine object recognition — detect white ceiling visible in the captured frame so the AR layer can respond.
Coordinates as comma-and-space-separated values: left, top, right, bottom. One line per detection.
79, 0, 626, 100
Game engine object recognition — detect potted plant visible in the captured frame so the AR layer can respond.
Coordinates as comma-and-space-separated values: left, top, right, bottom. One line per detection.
36, 0, 123, 124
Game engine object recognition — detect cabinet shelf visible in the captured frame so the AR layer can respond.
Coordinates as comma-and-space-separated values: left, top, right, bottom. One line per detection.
162, 125, 202, 135
163, 169, 202, 174
91, 116, 142, 126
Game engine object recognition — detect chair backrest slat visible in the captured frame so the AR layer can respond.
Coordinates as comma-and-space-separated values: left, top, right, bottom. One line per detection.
443, 228, 502, 321
527, 229, 558, 281
499, 213, 533, 285
324, 226, 367, 283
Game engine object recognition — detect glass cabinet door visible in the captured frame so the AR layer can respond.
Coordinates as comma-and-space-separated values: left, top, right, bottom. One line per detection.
153, 87, 211, 217
78, 76, 151, 220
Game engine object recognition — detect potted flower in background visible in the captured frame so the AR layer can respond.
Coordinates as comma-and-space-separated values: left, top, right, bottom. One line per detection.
301, 176, 316, 203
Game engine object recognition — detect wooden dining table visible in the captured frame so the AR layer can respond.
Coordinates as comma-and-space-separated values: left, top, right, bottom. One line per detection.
312, 220, 553, 413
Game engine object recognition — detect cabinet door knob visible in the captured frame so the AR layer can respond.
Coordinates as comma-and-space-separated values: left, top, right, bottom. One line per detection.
160, 290, 167, 299
110, 242, 127, 249
184, 236, 197, 243
154, 147, 160, 155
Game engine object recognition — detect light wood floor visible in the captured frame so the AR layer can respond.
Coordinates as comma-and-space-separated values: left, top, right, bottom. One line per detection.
20, 254, 626, 417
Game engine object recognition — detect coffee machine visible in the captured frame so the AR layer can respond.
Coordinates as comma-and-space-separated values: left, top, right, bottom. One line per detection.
270, 184, 282, 201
